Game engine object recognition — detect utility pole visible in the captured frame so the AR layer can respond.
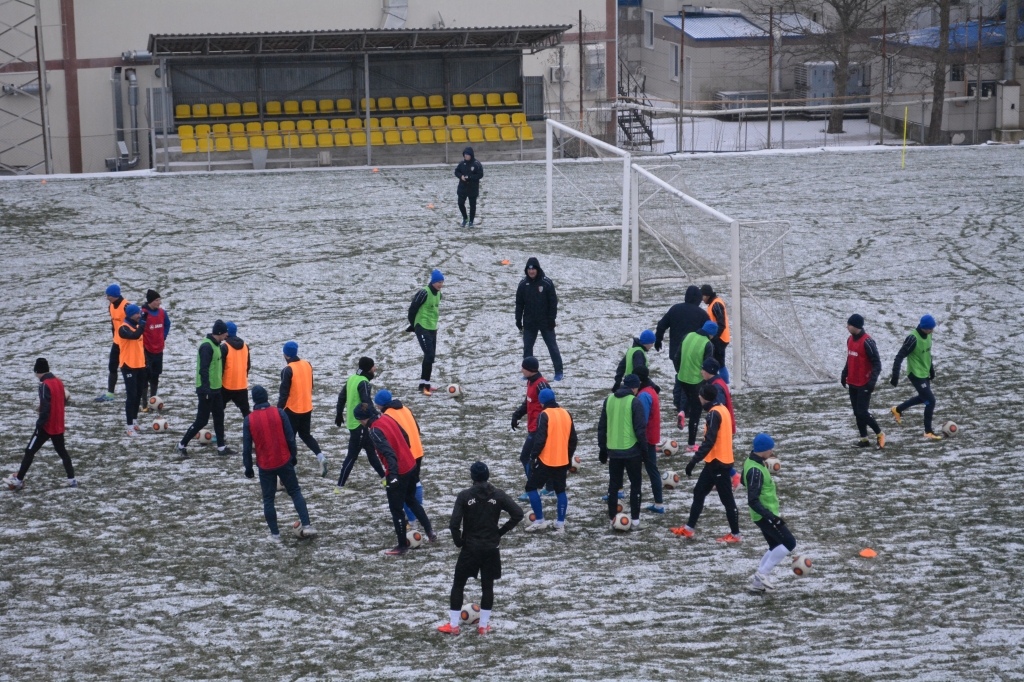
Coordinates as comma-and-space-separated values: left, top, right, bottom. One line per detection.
579, 9, 585, 123
880, 6, 886, 145
974, 3, 982, 142
1006, 0, 1018, 82
33, 0, 52, 174
559, 45, 565, 120
767, 6, 773, 149
678, 5, 685, 152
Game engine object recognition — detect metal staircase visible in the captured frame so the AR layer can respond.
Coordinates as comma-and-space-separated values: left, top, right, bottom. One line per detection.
617, 61, 655, 151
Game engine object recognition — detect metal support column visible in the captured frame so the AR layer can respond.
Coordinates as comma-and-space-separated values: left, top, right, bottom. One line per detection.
364, 53, 371, 165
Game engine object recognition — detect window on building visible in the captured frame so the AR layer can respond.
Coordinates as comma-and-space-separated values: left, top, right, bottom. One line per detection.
672, 44, 680, 80
644, 10, 655, 48
967, 81, 998, 97
950, 63, 964, 82
862, 64, 871, 87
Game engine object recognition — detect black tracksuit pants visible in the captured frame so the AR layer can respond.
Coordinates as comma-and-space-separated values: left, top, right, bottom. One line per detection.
897, 376, 936, 433
848, 385, 881, 438
182, 391, 226, 448
286, 410, 321, 456
451, 547, 499, 610
386, 471, 432, 548
121, 366, 146, 426
107, 342, 120, 393
608, 456, 643, 520
337, 426, 383, 487
144, 350, 163, 401
755, 517, 797, 551
711, 338, 728, 369
18, 426, 75, 481
687, 459, 740, 535
673, 380, 702, 445
458, 190, 477, 222
222, 388, 251, 417
415, 326, 437, 383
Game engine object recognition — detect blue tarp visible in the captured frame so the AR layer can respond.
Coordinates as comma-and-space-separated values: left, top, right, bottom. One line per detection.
874, 20, 1024, 50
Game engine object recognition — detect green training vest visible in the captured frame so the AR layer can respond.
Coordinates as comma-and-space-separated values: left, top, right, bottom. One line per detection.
906, 329, 932, 379
195, 337, 223, 390
345, 374, 368, 430
606, 394, 638, 451
742, 458, 779, 522
414, 286, 442, 331
624, 345, 647, 377
677, 332, 708, 384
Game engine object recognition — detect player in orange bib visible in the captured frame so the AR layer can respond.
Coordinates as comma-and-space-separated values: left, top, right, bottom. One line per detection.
277, 341, 328, 476
96, 283, 129, 402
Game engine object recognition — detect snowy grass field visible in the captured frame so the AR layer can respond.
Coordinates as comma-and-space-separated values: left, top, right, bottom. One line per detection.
1, 145, 1023, 680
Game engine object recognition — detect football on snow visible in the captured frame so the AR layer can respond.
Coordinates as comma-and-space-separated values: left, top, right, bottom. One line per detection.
941, 421, 958, 437
661, 440, 679, 456
460, 603, 481, 625
792, 554, 813, 576
406, 530, 424, 548
613, 513, 631, 531
195, 428, 214, 444
148, 395, 164, 411
446, 384, 462, 396
661, 471, 680, 489
152, 418, 169, 432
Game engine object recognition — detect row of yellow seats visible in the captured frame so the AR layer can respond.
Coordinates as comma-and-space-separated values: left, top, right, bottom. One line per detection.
180, 125, 534, 153
178, 113, 528, 139
174, 92, 523, 120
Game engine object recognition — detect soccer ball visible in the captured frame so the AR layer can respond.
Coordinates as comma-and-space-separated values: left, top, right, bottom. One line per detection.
661, 471, 680, 490
613, 512, 632, 531
446, 384, 462, 396
196, 429, 214, 444
792, 554, 813, 577
569, 455, 582, 473
148, 395, 164, 411
460, 604, 481, 625
528, 512, 539, 523
152, 418, 169, 432
662, 441, 679, 457
615, 502, 624, 514
406, 530, 424, 548
765, 457, 782, 473
292, 521, 317, 539
941, 421, 958, 437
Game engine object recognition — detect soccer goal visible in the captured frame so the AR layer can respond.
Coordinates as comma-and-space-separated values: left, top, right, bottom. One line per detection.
545, 119, 830, 389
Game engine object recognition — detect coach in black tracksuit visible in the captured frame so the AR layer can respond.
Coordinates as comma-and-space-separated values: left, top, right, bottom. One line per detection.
515, 257, 563, 379
454, 147, 483, 226
656, 285, 710, 372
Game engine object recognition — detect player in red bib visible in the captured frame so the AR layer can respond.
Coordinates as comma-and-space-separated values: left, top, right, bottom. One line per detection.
141, 289, 170, 410
6, 358, 76, 490
840, 314, 885, 449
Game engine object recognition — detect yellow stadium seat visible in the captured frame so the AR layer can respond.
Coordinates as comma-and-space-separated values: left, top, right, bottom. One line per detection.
284, 100, 300, 115
250, 135, 266, 149
434, 128, 450, 143
284, 133, 300, 149
370, 130, 385, 146
384, 130, 401, 145
451, 127, 468, 143
360, 98, 376, 113
263, 121, 280, 134
334, 132, 351, 147
395, 96, 411, 111
317, 133, 334, 148
226, 103, 242, 117
192, 103, 208, 118
485, 127, 500, 142
212, 123, 229, 138
229, 122, 245, 137
495, 113, 511, 126
300, 133, 317, 149
301, 100, 317, 115
468, 127, 484, 142
463, 114, 478, 126
280, 120, 296, 132
377, 97, 394, 112
503, 92, 521, 107
175, 104, 191, 119
180, 138, 197, 153
401, 130, 418, 145
351, 131, 367, 146
479, 114, 495, 127
232, 136, 248, 151
330, 119, 346, 131
429, 95, 445, 109
469, 93, 485, 108
195, 124, 211, 139
500, 126, 517, 141
215, 137, 231, 152
411, 96, 427, 110
446, 114, 461, 127
397, 116, 413, 129
369, 117, 380, 129
519, 125, 534, 141
452, 94, 468, 108
265, 101, 282, 115
347, 118, 362, 130
413, 115, 429, 128
511, 112, 526, 125
246, 122, 261, 135
418, 129, 435, 144
380, 117, 397, 129
313, 119, 329, 131
243, 102, 259, 116
267, 135, 283, 150
178, 124, 195, 139
209, 103, 226, 118
337, 98, 353, 113
486, 93, 502, 108
429, 115, 446, 129
319, 99, 335, 114
297, 120, 313, 132
197, 137, 212, 152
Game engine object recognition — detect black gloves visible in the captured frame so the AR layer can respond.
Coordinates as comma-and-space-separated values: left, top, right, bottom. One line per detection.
890, 373, 899, 387
139, 309, 148, 322
654, 340, 662, 352
244, 468, 254, 479
840, 377, 847, 388
930, 365, 935, 380
511, 416, 520, 431
334, 412, 343, 427
387, 476, 399, 487
599, 449, 608, 464
405, 324, 414, 333
767, 515, 786, 530
516, 321, 523, 331
866, 381, 876, 392
685, 458, 697, 477
611, 383, 620, 392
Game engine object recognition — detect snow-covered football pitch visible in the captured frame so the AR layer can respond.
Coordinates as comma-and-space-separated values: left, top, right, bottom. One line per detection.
0, 144, 1022, 680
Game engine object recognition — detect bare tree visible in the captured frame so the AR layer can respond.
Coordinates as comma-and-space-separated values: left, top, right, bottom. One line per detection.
925, 0, 951, 144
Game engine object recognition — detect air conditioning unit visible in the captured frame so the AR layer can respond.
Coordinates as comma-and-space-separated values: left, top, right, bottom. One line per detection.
549, 66, 570, 83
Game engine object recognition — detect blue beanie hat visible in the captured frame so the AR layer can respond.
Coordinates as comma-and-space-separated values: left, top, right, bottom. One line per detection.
251, 385, 269, 405
919, 314, 936, 330
470, 461, 489, 482
639, 329, 656, 345
538, 388, 555, 405
124, 304, 140, 318
430, 269, 444, 284
373, 389, 393, 407
622, 374, 640, 389
226, 321, 237, 337
105, 284, 121, 297
283, 341, 298, 357
752, 433, 775, 453
702, 320, 719, 335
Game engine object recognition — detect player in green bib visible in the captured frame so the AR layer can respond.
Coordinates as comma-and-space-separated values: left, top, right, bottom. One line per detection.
890, 315, 941, 440
612, 329, 655, 391
674, 321, 716, 450
335, 357, 385, 490
178, 319, 231, 458
407, 269, 444, 395
743, 433, 797, 593
598, 374, 648, 528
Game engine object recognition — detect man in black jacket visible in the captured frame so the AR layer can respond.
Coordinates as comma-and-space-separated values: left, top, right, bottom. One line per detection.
439, 461, 523, 635
597, 374, 648, 528
515, 257, 563, 381
454, 147, 483, 227
656, 285, 710, 373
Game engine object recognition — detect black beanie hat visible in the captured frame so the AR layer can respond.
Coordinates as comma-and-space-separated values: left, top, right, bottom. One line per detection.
470, 461, 490, 482
700, 384, 719, 401
146, 289, 160, 303
358, 356, 375, 373
251, 385, 269, 405
847, 314, 865, 329
353, 402, 376, 421
33, 357, 49, 374
700, 284, 715, 298
702, 357, 721, 374
522, 356, 539, 372
212, 319, 228, 335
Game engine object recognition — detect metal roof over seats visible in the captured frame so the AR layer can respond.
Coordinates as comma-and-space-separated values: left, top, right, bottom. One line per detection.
663, 12, 824, 41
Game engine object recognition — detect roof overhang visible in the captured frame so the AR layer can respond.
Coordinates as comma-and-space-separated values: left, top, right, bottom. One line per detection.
149, 25, 571, 60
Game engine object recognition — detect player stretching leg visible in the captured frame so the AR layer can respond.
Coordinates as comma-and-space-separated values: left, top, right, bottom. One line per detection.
841, 314, 884, 449
743, 433, 797, 592
335, 357, 385, 489
890, 315, 941, 440
6, 358, 76, 490
523, 388, 576, 533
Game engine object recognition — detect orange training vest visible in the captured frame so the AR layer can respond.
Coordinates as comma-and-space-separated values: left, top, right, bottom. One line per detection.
284, 359, 313, 414
109, 299, 129, 342
222, 342, 249, 391
703, 404, 734, 465
708, 297, 730, 343
538, 407, 572, 468
387, 405, 424, 459
117, 324, 146, 369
